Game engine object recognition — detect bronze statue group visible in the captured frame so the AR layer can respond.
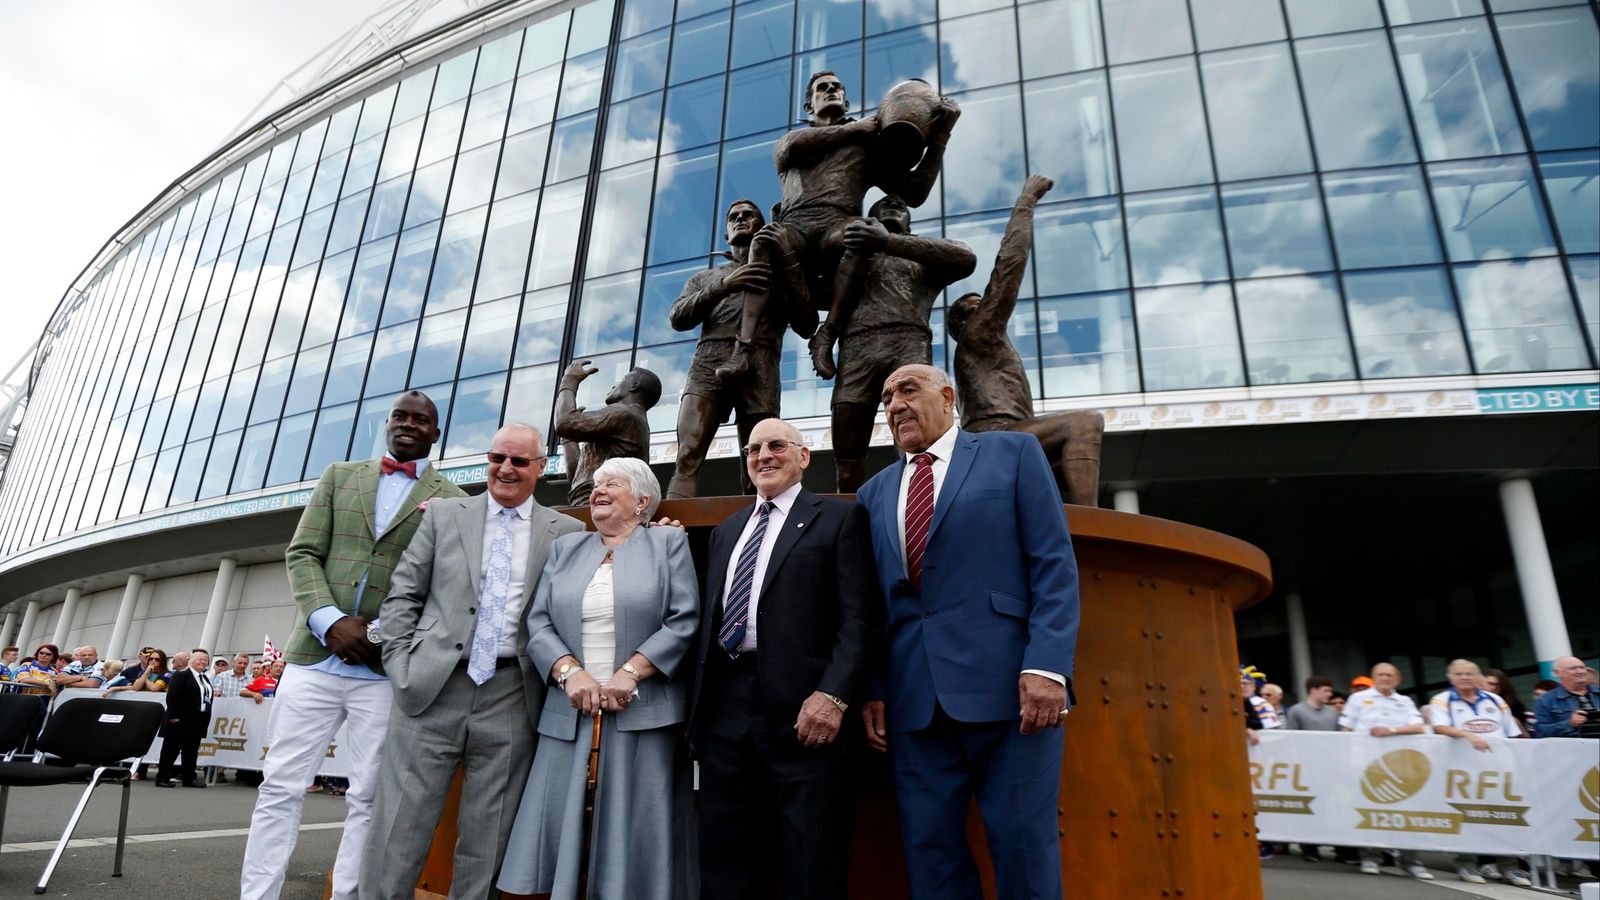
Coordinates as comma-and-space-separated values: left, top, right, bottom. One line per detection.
236, 72, 1103, 900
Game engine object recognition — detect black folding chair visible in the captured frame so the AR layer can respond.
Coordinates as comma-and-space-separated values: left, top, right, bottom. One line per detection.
0, 691, 48, 758
0, 697, 165, 893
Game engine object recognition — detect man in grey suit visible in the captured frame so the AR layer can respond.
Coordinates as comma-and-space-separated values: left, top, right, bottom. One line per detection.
361, 423, 582, 900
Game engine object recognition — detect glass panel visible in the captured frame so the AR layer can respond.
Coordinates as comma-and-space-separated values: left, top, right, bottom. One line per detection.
1539, 150, 1600, 254
460, 297, 519, 378
614, 28, 671, 102
942, 86, 1026, 215
1295, 30, 1419, 169
633, 341, 696, 432
681, 0, 732, 19
573, 350, 637, 411
1428, 156, 1557, 261
718, 132, 783, 225
365, 321, 420, 397
344, 134, 387, 194
559, 50, 608, 118
1568, 255, 1599, 358
169, 439, 210, 505
940, 9, 1020, 94
549, 112, 599, 183
1111, 57, 1214, 192
665, 74, 727, 150
1343, 266, 1472, 376
445, 371, 508, 457
649, 146, 720, 265
199, 430, 244, 500
671, 12, 732, 86
1039, 291, 1141, 396
352, 392, 403, 462
498, 126, 552, 200
504, 364, 560, 437
573, 271, 643, 356
1019, 0, 1104, 77
946, 210, 1031, 300
604, 92, 664, 167
1495, 8, 1600, 151
323, 334, 375, 406
461, 82, 513, 151
267, 412, 315, 486
144, 448, 180, 512
868, 0, 934, 34
1033, 198, 1129, 295
1024, 73, 1117, 201
405, 160, 452, 228
1322, 167, 1444, 268
217, 367, 258, 432
1453, 258, 1588, 371
529, 179, 586, 289
797, 0, 861, 52
1191, 0, 1287, 50
733, 0, 794, 70
620, 0, 672, 40
1135, 283, 1246, 390
1201, 43, 1314, 181
367, 175, 411, 242
304, 403, 357, 477
1102, 0, 1193, 64
1221, 177, 1334, 277
516, 286, 572, 366
1126, 187, 1229, 286
639, 258, 712, 346
867, 26, 938, 107
1235, 274, 1355, 383
1385, 0, 1486, 24
284, 344, 330, 414
521, 14, 570, 75
432, 51, 478, 109
476, 191, 539, 301
1392, 18, 1525, 160
446, 142, 500, 213
425, 208, 487, 314
409, 310, 468, 386
1285, 0, 1383, 34
509, 65, 562, 134
474, 32, 522, 90
248, 356, 292, 424
231, 421, 277, 493
366, 230, 421, 328
726, 59, 792, 140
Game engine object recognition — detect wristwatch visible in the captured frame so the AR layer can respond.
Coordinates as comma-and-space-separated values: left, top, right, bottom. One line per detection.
620, 662, 644, 680
365, 621, 383, 646
557, 662, 584, 685
822, 692, 848, 713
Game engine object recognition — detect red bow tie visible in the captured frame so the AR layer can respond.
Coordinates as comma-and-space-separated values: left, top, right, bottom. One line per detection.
381, 458, 418, 478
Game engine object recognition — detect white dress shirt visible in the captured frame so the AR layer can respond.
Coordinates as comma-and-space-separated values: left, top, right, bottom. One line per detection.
893, 424, 1065, 691
1338, 687, 1424, 732
476, 494, 535, 658
721, 481, 803, 653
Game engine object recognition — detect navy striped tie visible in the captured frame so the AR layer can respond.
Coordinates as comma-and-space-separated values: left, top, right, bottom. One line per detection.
719, 501, 774, 655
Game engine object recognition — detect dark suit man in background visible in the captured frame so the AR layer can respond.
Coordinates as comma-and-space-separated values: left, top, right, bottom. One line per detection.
156, 649, 212, 788
857, 363, 1081, 900
689, 417, 882, 900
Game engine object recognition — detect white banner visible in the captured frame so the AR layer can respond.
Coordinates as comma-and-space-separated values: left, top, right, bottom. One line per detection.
53, 688, 350, 777
1250, 731, 1599, 858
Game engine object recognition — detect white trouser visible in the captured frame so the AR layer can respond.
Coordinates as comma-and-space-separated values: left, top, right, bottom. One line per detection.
240, 664, 393, 900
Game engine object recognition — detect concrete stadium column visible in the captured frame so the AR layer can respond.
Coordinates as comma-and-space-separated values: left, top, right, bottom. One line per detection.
1285, 592, 1312, 697
15, 600, 43, 655
105, 574, 145, 661
1113, 488, 1140, 515
51, 588, 83, 650
1498, 478, 1570, 678
0, 611, 16, 647
198, 558, 237, 654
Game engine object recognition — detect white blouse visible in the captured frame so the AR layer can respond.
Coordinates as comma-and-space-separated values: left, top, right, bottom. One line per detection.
580, 561, 616, 685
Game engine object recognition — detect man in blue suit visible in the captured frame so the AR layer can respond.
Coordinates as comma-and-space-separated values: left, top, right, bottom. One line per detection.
858, 363, 1080, 900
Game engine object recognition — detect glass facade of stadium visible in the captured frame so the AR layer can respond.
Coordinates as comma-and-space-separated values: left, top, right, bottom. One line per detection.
0, 0, 1595, 696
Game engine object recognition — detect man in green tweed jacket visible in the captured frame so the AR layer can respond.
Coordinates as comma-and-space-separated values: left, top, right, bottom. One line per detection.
240, 391, 465, 900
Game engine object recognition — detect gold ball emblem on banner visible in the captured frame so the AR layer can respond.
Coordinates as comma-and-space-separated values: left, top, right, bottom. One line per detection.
1361, 749, 1431, 805
1581, 767, 1600, 815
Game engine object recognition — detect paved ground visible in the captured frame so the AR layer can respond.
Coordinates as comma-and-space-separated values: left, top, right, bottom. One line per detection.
1, 777, 1592, 898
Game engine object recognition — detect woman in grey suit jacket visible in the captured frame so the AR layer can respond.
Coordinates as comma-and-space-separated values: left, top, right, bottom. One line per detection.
498, 457, 699, 900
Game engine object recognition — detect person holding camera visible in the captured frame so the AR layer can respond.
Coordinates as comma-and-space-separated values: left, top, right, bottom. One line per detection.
1533, 655, 1600, 738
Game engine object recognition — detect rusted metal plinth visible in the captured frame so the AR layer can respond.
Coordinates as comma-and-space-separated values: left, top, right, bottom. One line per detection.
400, 499, 1272, 900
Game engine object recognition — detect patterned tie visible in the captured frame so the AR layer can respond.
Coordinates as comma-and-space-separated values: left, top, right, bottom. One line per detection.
468, 507, 516, 685
719, 501, 774, 655
904, 452, 936, 588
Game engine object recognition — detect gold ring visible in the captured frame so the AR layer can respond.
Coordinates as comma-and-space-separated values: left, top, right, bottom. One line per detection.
1059, 707, 1070, 715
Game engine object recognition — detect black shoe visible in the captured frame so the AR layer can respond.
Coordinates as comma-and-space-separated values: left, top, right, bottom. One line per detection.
154, 779, 178, 788
182, 781, 207, 789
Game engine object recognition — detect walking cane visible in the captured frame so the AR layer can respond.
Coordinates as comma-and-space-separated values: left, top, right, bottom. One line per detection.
576, 709, 603, 899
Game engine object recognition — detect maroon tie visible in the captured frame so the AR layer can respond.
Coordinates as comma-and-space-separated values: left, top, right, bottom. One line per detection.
904, 452, 936, 588
381, 457, 418, 478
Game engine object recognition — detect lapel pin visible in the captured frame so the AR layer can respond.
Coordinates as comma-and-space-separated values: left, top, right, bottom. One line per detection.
796, 522, 804, 528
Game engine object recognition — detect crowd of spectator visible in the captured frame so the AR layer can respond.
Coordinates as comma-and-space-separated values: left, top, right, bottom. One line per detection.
0, 642, 284, 702
1244, 656, 1599, 885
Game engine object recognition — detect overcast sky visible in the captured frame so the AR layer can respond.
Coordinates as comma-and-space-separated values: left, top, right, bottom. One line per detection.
0, 0, 410, 378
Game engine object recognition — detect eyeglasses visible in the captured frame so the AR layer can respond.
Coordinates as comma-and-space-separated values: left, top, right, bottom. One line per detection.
743, 439, 798, 458
487, 451, 545, 469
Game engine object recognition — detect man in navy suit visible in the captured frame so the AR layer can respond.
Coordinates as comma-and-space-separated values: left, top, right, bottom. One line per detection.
857, 363, 1080, 900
